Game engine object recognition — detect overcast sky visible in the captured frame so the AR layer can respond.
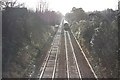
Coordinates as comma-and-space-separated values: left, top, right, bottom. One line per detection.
16, 0, 118, 15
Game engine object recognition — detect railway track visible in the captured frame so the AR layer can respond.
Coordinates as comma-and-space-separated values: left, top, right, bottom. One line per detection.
38, 26, 61, 79
64, 31, 82, 79
38, 24, 98, 79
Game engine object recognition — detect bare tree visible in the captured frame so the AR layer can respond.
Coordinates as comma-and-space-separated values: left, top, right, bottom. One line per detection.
0, 0, 24, 10
37, 0, 48, 12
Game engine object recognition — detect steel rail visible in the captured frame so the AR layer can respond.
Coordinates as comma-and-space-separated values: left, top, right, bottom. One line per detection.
39, 27, 61, 79
64, 30, 70, 80
39, 46, 53, 79
67, 31, 82, 80
52, 38, 61, 79
71, 30, 98, 79
52, 28, 61, 79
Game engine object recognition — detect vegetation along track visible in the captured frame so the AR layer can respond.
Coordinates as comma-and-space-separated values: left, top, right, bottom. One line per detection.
38, 24, 98, 79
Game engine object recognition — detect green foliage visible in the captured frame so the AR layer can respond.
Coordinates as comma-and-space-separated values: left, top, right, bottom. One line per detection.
65, 7, 87, 23
65, 7, 118, 77
2, 7, 62, 78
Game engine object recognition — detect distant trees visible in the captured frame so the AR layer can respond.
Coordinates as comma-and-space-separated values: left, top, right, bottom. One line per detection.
118, 1, 120, 10
38, 11, 63, 26
65, 7, 87, 23
36, 0, 48, 12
